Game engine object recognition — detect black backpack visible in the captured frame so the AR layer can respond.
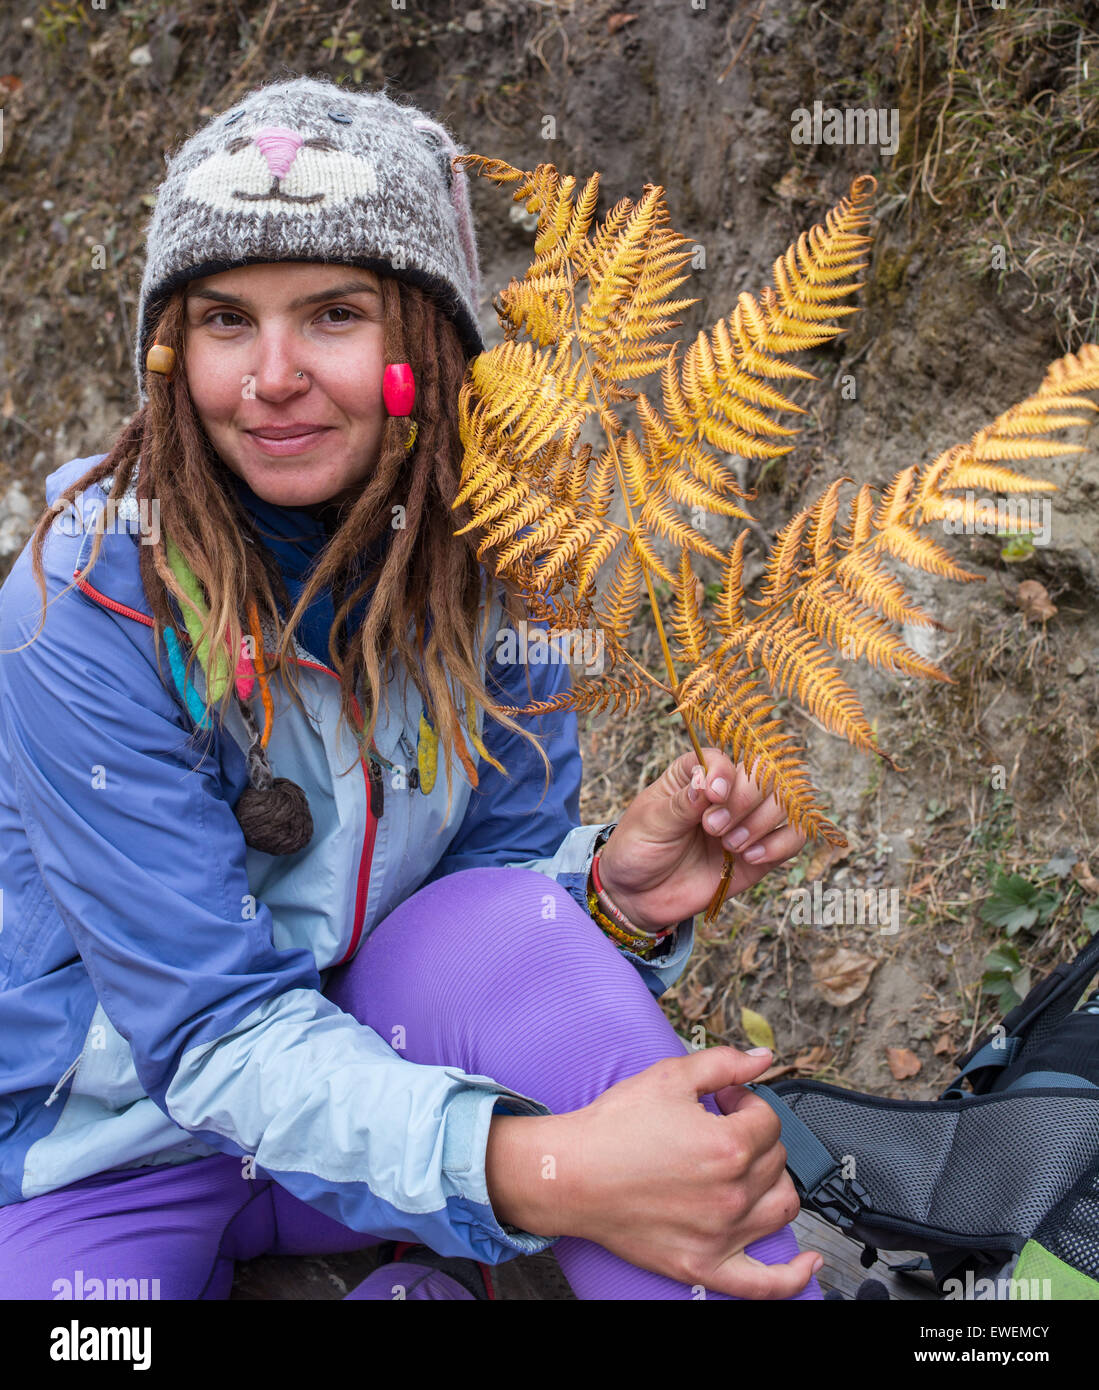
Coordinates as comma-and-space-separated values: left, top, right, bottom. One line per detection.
749, 932, 1099, 1299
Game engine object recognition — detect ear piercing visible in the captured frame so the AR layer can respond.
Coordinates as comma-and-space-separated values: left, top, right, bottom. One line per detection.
146, 343, 176, 376
383, 362, 418, 452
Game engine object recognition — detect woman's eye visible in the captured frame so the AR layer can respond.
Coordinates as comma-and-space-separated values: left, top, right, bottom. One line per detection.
199, 307, 360, 328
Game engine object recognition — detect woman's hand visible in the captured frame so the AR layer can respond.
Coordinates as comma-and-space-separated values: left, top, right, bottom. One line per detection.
596, 748, 807, 931
485, 1045, 821, 1299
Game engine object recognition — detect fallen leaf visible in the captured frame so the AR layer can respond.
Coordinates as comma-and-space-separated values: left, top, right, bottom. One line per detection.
793, 1044, 828, 1070
806, 841, 851, 881
739, 939, 759, 974
1015, 579, 1056, 624
676, 982, 712, 1022
773, 167, 821, 203
740, 1006, 775, 1051
756, 1062, 798, 1082
607, 11, 637, 33
933, 1032, 954, 1056
811, 947, 878, 1006
0, 388, 13, 419
886, 1046, 922, 1080
1073, 861, 1099, 896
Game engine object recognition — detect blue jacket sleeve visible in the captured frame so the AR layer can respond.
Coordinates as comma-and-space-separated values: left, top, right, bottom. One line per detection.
0, 552, 555, 1262
422, 614, 696, 998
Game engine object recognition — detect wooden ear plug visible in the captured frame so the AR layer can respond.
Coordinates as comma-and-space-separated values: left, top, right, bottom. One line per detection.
146, 343, 176, 376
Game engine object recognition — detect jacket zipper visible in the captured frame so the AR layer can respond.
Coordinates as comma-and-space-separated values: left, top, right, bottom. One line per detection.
74, 567, 378, 966
294, 656, 379, 965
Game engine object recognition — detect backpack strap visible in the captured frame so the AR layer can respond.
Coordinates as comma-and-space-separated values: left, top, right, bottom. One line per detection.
949, 933, 1099, 1097
747, 1084, 871, 1231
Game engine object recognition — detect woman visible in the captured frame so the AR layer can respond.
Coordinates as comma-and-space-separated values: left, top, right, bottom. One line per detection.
0, 75, 822, 1301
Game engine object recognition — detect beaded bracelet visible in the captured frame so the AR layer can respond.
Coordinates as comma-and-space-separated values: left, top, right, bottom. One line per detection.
585, 851, 677, 958
585, 874, 662, 956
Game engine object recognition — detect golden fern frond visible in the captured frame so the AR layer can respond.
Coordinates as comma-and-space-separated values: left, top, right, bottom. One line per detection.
741, 617, 884, 758
453, 148, 1098, 878
1038, 342, 1099, 396
754, 506, 812, 607
875, 523, 983, 583
670, 548, 709, 665
675, 655, 842, 844
791, 579, 950, 680
833, 547, 943, 629
595, 546, 646, 644
498, 665, 655, 719
714, 531, 750, 639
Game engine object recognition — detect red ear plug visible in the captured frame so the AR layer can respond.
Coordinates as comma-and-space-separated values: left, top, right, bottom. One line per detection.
382, 363, 415, 417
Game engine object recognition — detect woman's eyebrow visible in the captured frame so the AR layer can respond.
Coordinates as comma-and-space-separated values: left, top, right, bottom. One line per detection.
187, 280, 381, 309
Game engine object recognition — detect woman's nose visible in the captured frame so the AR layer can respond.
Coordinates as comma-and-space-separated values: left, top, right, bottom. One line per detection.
252, 126, 304, 180
251, 334, 309, 396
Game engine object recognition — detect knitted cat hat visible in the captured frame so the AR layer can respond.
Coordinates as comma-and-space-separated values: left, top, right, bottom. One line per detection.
135, 73, 485, 402
134, 74, 486, 854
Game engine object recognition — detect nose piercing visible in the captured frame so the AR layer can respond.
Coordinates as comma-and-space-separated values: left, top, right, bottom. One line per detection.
296, 371, 304, 379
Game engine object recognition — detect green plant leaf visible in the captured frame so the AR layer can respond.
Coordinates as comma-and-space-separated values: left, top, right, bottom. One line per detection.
981, 941, 1029, 1010
980, 873, 1059, 935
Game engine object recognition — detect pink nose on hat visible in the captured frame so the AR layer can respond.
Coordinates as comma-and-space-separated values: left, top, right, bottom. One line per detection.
252, 126, 304, 180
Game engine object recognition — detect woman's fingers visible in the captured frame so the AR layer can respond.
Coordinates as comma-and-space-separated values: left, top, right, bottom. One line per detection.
713, 1247, 821, 1301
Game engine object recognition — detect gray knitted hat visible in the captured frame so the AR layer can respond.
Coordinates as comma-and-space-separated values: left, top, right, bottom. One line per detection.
133, 74, 485, 403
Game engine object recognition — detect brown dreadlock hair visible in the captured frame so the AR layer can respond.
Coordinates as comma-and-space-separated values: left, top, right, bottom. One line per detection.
19, 273, 553, 827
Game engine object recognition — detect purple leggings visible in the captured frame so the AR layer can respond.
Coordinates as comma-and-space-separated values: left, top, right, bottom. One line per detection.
0, 866, 820, 1300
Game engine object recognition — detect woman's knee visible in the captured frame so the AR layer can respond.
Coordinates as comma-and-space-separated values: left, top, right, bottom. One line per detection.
361, 866, 598, 983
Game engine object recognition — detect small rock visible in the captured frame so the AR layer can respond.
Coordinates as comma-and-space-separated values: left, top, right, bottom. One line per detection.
0, 488, 35, 558
1066, 656, 1087, 677
129, 45, 153, 66
463, 9, 484, 31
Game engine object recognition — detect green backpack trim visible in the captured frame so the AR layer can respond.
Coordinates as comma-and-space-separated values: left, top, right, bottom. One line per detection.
1013, 1240, 1099, 1300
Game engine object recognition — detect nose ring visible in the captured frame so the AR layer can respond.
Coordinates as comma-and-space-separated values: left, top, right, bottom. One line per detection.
296, 371, 304, 379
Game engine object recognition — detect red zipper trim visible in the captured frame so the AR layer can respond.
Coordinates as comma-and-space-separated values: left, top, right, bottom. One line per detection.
74, 571, 155, 627
74, 572, 378, 965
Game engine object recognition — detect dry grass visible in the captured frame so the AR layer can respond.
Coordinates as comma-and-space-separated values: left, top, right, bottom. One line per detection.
890, 1, 1099, 347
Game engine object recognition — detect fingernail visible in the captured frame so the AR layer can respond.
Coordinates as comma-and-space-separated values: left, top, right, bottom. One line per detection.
687, 785, 699, 803
706, 807, 731, 833
724, 827, 749, 851
811, 1256, 824, 1276
709, 776, 729, 798
743, 843, 766, 863
691, 766, 705, 790
747, 1046, 772, 1056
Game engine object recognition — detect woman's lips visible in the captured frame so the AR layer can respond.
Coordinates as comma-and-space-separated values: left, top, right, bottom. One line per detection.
245, 427, 333, 456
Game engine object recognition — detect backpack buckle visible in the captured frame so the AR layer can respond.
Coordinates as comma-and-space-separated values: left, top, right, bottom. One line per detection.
804, 1167, 870, 1231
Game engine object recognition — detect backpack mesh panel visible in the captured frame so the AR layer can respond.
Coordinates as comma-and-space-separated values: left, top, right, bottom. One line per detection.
783, 1087, 1099, 1239
1030, 1153, 1099, 1281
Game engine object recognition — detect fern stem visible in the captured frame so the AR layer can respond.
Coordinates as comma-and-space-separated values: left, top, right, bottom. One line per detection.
561, 253, 736, 923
